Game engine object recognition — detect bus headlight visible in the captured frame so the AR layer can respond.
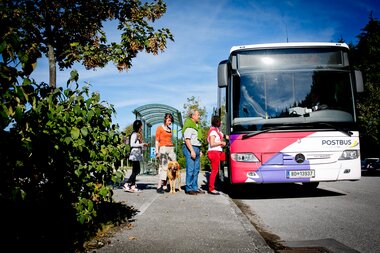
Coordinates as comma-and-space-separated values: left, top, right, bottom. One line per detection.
231, 153, 259, 162
339, 150, 359, 160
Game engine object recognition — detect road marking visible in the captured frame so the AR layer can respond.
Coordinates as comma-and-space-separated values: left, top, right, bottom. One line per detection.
137, 193, 159, 216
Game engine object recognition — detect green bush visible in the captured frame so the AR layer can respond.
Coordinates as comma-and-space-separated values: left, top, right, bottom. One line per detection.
1, 73, 128, 251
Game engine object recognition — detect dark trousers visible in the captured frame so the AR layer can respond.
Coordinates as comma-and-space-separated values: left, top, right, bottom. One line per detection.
127, 161, 141, 185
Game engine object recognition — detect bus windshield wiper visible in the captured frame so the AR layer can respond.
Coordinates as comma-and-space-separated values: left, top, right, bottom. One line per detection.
241, 123, 353, 140
242, 125, 295, 139
313, 122, 353, 136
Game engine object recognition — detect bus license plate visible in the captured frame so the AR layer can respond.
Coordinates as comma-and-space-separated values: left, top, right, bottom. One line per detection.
287, 170, 315, 178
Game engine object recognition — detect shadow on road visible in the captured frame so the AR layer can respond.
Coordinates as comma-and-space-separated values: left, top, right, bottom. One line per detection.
227, 183, 345, 200
361, 170, 380, 177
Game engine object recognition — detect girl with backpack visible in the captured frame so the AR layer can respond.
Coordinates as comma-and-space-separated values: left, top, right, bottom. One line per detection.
124, 120, 149, 192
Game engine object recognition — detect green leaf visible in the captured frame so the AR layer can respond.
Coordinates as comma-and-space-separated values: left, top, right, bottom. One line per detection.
87, 200, 94, 211
15, 106, 23, 122
99, 187, 109, 197
70, 70, 79, 82
74, 168, 81, 178
87, 110, 94, 120
74, 105, 81, 115
71, 127, 80, 139
65, 136, 72, 144
0, 41, 6, 52
79, 214, 85, 224
22, 78, 32, 86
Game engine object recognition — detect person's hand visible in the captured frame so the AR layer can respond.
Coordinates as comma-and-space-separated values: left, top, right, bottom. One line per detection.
221, 141, 227, 147
190, 150, 196, 159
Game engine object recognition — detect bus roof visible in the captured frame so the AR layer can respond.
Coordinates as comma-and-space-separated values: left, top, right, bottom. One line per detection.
230, 42, 349, 53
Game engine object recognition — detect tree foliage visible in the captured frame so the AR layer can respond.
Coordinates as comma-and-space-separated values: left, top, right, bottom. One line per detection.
1, 0, 173, 86
351, 13, 380, 154
182, 96, 208, 128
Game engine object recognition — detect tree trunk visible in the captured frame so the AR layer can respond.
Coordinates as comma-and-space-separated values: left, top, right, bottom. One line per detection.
48, 43, 56, 88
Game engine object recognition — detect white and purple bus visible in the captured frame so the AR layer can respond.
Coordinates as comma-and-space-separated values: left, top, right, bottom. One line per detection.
217, 42, 364, 189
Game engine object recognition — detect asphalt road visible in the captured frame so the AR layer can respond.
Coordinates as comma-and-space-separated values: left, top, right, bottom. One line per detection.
232, 174, 380, 253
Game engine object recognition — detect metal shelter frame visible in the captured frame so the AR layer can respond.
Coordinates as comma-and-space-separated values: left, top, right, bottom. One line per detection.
132, 104, 183, 157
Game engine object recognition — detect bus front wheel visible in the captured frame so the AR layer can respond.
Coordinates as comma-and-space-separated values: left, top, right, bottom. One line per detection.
302, 182, 319, 190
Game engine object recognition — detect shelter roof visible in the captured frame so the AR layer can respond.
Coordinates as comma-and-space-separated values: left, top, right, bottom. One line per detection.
132, 104, 183, 128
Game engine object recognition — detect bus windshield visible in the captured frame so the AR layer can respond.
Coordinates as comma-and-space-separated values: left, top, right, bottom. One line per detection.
232, 68, 355, 130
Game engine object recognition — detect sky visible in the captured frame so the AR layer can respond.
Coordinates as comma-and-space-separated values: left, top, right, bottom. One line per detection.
31, 0, 380, 131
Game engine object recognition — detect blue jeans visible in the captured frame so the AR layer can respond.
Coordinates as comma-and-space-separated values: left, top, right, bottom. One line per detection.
182, 144, 200, 192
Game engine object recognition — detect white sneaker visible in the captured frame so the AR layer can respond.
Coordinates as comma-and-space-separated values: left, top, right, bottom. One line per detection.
123, 184, 133, 192
130, 185, 141, 193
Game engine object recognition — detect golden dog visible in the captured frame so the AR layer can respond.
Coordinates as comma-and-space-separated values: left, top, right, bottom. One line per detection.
167, 161, 181, 194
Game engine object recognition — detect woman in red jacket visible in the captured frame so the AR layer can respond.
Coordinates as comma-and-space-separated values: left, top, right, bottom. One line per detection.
207, 116, 227, 195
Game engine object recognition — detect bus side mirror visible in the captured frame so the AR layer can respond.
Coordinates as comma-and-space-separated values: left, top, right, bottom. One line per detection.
354, 70, 364, 93
218, 60, 228, 87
